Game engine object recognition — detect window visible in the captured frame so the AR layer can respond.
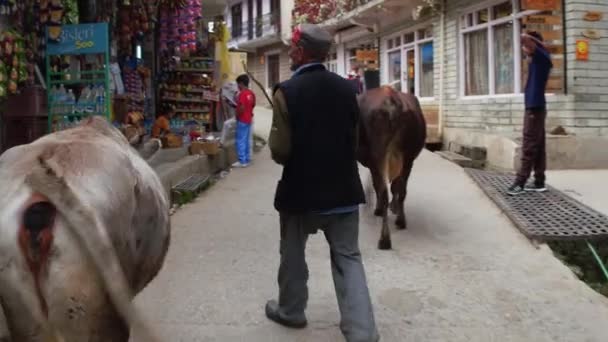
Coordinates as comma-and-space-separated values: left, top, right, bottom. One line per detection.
326, 52, 338, 73
383, 25, 434, 98
494, 22, 514, 94
270, 0, 280, 13
420, 42, 434, 97
346, 48, 358, 73
256, 0, 263, 37
231, 3, 243, 38
388, 50, 401, 91
460, 1, 541, 96
266, 54, 280, 90
345, 41, 378, 75
464, 29, 489, 95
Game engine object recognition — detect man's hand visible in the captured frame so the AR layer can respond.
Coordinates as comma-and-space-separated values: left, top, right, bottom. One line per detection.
521, 34, 538, 55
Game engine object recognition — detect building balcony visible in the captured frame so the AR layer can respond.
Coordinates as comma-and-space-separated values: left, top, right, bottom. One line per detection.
228, 12, 281, 50
293, 0, 432, 31
293, 0, 374, 25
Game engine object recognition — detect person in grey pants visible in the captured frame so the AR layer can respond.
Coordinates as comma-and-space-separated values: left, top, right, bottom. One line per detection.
266, 23, 379, 342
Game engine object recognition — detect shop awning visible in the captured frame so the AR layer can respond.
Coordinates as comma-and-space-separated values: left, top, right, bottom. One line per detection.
320, 0, 428, 33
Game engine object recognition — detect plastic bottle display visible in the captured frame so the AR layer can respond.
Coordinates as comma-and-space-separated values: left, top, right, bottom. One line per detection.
65, 89, 75, 114
50, 83, 107, 132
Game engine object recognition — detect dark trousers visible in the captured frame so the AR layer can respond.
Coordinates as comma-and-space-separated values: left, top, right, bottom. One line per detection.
276, 210, 379, 342
516, 109, 547, 185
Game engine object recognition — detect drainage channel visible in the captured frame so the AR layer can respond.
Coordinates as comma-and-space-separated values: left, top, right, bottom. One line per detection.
465, 168, 608, 281
171, 174, 212, 206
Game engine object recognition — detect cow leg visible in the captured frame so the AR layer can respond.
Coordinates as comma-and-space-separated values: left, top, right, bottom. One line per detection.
378, 211, 392, 250
389, 175, 403, 215
370, 167, 388, 218
392, 159, 414, 230
369, 167, 391, 250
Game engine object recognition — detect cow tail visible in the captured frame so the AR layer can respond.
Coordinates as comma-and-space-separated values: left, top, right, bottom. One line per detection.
24, 157, 161, 342
363, 167, 375, 213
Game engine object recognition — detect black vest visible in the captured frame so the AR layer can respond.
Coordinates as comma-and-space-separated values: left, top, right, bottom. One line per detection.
274, 64, 365, 213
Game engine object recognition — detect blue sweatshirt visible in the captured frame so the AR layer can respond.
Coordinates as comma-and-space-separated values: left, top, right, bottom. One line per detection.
525, 46, 553, 110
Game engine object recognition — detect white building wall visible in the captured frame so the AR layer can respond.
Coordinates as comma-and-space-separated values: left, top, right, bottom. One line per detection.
336, 43, 346, 76
439, 0, 608, 136
280, 0, 295, 44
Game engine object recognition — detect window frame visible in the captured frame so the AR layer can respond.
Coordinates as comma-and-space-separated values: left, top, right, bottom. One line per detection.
382, 23, 435, 100
231, 3, 243, 38
264, 50, 282, 92
326, 52, 338, 74
458, 0, 540, 98
344, 39, 378, 77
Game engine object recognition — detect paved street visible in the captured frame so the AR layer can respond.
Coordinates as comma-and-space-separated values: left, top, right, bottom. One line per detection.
133, 139, 608, 341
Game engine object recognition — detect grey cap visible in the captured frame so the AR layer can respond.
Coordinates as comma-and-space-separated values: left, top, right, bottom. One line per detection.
295, 23, 333, 57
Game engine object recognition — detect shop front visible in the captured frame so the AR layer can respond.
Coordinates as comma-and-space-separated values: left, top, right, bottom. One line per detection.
330, 26, 381, 91
0, 0, 230, 154
313, 0, 440, 141
379, 22, 439, 142
381, 25, 434, 97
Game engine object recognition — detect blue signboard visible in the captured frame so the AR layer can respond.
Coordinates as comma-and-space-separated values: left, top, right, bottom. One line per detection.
46, 23, 109, 56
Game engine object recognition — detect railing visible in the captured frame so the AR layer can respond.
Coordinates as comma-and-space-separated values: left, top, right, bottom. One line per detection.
229, 12, 281, 41
256, 12, 281, 38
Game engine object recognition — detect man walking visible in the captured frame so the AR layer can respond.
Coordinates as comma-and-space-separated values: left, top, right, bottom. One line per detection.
508, 31, 553, 195
266, 24, 379, 342
233, 74, 256, 168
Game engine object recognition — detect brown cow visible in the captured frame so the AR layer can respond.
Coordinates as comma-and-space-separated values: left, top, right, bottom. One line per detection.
357, 86, 427, 250
0, 116, 169, 341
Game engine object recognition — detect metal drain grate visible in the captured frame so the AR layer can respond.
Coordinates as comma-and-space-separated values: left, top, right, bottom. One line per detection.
173, 174, 210, 192
466, 168, 608, 241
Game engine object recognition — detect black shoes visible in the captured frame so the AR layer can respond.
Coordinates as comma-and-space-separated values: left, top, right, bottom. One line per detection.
507, 182, 547, 196
265, 300, 307, 329
524, 182, 547, 193
507, 184, 525, 196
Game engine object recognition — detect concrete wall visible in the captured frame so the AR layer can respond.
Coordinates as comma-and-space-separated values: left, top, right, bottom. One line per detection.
441, 0, 608, 137
280, 0, 295, 44
563, 0, 608, 136
445, 127, 608, 170
246, 43, 291, 107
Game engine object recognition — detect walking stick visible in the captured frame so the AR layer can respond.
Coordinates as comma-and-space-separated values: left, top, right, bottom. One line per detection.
242, 60, 274, 108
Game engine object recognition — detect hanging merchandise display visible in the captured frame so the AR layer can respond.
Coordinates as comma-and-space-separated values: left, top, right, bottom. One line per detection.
112, 0, 158, 145
0, 29, 28, 97
158, 0, 202, 54
34, 0, 76, 64
156, 0, 221, 147
0, 0, 19, 16
116, 2, 154, 57
45, 22, 111, 132
0, 0, 80, 101
117, 57, 151, 127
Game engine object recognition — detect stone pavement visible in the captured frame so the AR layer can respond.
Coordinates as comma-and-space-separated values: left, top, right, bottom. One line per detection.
547, 169, 608, 216
132, 145, 608, 341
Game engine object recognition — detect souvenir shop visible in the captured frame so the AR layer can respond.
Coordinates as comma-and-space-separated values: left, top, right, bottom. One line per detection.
0, 0, 225, 151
